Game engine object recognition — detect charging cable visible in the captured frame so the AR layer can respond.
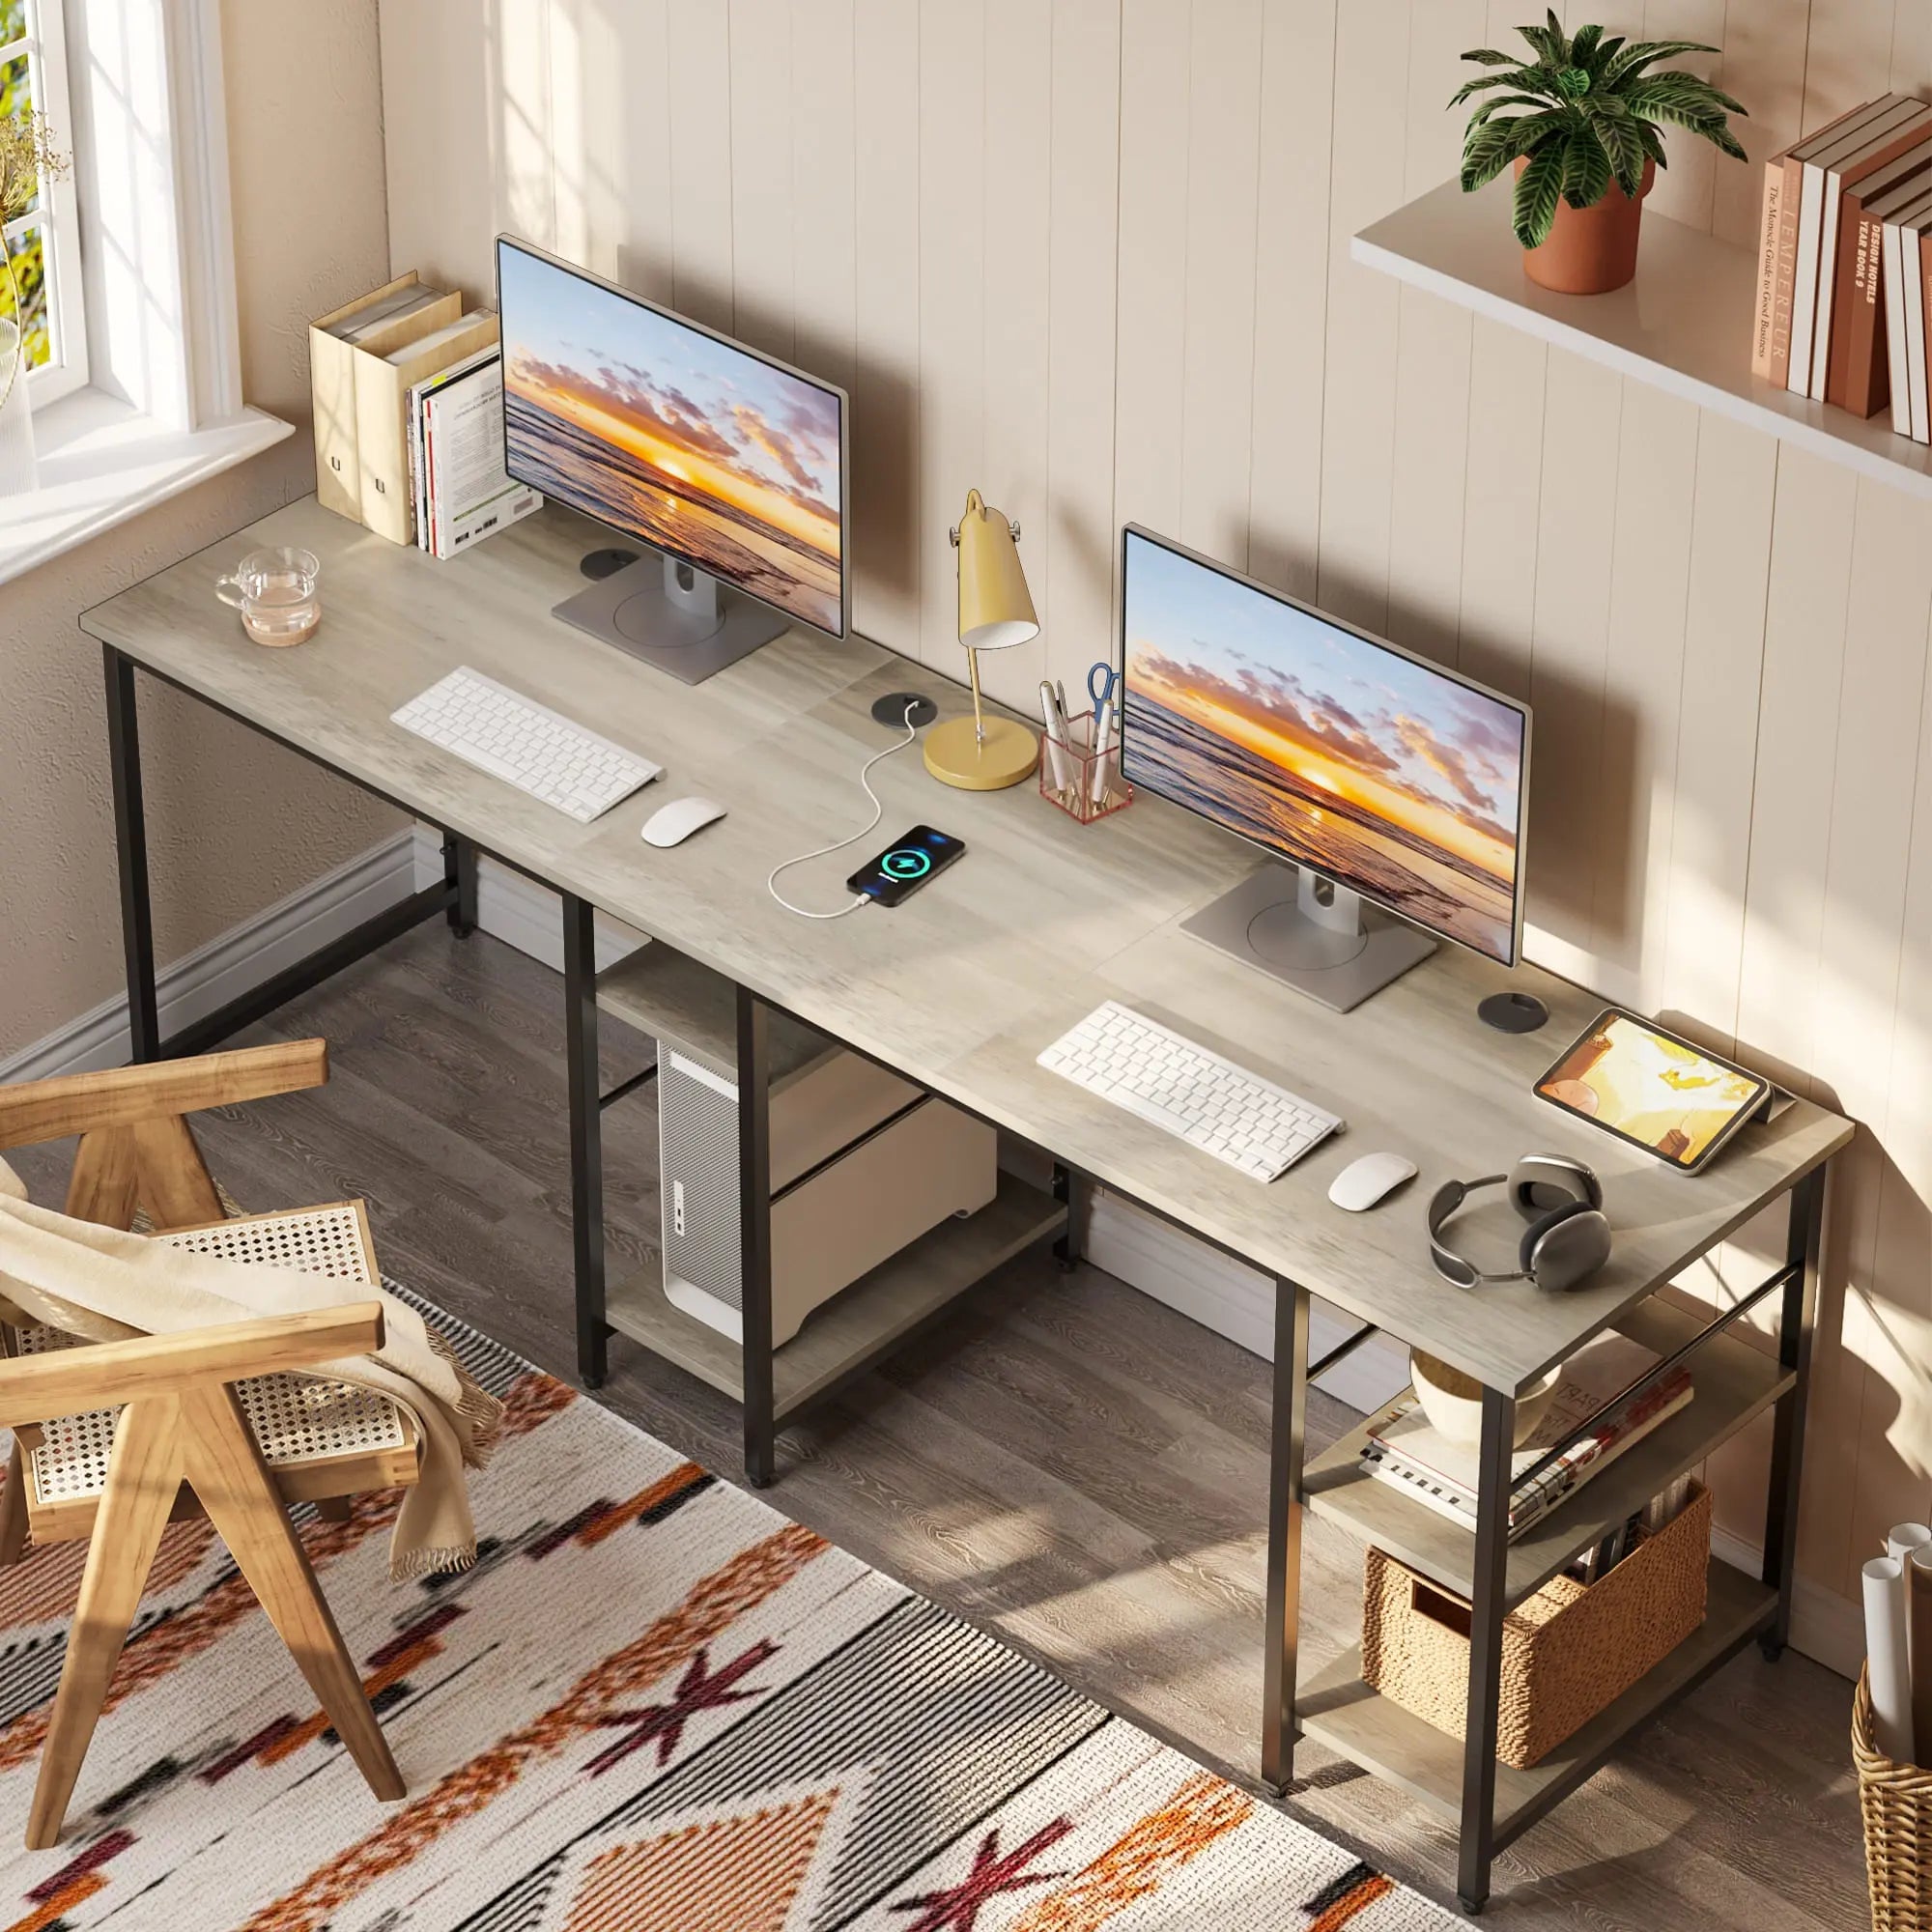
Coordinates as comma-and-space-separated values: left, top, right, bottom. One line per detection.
766, 702, 922, 920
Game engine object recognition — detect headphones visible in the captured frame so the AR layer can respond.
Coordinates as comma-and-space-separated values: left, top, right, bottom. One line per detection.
1427, 1154, 1610, 1293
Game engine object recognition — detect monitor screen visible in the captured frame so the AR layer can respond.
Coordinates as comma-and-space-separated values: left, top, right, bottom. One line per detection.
497, 239, 846, 637
1120, 526, 1529, 966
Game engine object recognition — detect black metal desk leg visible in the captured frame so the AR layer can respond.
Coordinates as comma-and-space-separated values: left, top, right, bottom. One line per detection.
563, 895, 608, 1388
1762, 1163, 1826, 1659
1261, 1279, 1311, 1791
1458, 1384, 1512, 1914
738, 983, 777, 1488
103, 644, 160, 1063
1052, 1162, 1083, 1271
443, 832, 478, 935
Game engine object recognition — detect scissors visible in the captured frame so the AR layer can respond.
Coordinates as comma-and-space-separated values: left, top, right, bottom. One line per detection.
1085, 660, 1121, 718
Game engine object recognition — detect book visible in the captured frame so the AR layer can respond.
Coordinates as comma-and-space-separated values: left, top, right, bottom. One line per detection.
407, 343, 496, 553
307, 273, 458, 525
1831, 144, 1932, 416
1791, 98, 1925, 398
356, 309, 500, 545
425, 358, 542, 557
1890, 188, 1932, 440
1832, 136, 1932, 415
1359, 1333, 1695, 1542
1761, 98, 1911, 387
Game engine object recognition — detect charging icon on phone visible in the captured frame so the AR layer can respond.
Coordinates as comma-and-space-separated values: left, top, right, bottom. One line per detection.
881, 848, 931, 880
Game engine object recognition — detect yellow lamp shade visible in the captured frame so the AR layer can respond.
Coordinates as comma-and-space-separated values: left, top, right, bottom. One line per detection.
954, 488, 1038, 652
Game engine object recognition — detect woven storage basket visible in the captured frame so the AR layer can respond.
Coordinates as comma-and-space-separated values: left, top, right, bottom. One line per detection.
1360, 1481, 1712, 1769
1855, 1665, 1932, 1930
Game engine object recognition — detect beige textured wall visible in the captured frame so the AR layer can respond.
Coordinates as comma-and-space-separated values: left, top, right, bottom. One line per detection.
0, 0, 400, 1059
381, 0, 1932, 1627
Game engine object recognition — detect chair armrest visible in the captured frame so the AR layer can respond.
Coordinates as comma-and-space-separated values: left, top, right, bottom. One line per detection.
0, 1040, 328, 1151
0, 1300, 384, 1428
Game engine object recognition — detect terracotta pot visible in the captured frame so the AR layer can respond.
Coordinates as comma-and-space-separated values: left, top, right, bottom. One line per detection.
1514, 154, 1656, 295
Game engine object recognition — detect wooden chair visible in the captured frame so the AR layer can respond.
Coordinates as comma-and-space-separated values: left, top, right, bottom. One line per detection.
0, 1040, 422, 1847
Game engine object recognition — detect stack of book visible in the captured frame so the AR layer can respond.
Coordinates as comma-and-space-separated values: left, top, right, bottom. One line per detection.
1360, 1332, 1694, 1544
309, 273, 540, 550
407, 347, 541, 559
1753, 94, 1932, 437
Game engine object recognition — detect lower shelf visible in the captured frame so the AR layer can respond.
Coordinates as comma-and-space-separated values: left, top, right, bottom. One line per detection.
1296, 1557, 1776, 1847
606, 1170, 1065, 1419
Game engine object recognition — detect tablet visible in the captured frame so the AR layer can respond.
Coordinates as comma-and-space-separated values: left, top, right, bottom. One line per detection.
1533, 1008, 1772, 1174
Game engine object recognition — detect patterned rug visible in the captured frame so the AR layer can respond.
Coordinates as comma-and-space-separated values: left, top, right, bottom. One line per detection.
0, 1291, 1455, 1931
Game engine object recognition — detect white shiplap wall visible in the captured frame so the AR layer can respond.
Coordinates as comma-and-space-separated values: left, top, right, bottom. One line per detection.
381, 0, 1932, 1621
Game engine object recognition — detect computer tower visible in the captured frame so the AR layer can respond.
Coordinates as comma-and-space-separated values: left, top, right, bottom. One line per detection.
606, 943, 997, 1346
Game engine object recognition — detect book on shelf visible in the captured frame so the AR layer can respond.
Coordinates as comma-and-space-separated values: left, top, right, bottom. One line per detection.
1829, 140, 1932, 416
1358, 1332, 1695, 1543
407, 348, 542, 560
1884, 185, 1932, 441
1791, 98, 1932, 401
1756, 97, 1911, 387
308, 273, 461, 526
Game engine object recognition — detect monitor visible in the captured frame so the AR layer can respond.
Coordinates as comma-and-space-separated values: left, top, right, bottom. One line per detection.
1120, 525, 1530, 1011
497, 237, 849, 684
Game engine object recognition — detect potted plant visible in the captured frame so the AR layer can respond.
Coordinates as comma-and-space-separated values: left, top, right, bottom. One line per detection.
0, 109, 71, 494
1452, 12, 1747, 295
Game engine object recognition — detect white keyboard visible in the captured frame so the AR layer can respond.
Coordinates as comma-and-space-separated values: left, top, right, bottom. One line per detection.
392, 667, 662, 823
1037, 1001, 1343, 1181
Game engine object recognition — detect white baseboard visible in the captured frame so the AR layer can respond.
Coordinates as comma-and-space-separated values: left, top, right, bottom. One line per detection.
1708, 1523, 1861, 1679
408, 827, 644, 975
0, 829, 420, 1082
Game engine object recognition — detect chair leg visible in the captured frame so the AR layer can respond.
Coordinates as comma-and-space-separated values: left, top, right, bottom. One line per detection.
179, 1385, 403, 1804
0, 1439, 30, 1567
28, 1397, 185, 1849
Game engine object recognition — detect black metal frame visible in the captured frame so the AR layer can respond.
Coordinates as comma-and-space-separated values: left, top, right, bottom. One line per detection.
99, 637, 1838, 1916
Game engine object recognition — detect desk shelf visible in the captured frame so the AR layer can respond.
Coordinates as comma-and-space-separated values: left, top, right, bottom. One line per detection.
1303, 1297, 1791, 1608
1352, 179, 1932, 501
605, 1170, 1065, 1423
1298, 1556, 1774, 1848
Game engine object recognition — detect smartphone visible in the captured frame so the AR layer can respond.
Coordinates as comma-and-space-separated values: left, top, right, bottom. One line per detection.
847, 825, 966, 906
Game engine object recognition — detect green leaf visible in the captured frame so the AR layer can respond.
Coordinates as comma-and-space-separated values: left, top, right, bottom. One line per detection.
1514, 141, 1566, 246
1623, 73, 1738, 116
1601, 38, 1719, 89
1593, 34, 1627, 74
1450, 67, 1558, 107
1569, 23, 1604, 69
1560, 126, 1613, 207
1517, 17, 1563, 64
1466, 92, 1572, 129
1635, 121, 1668, 168
1459, 45, 1521, 67
1557, 65, 1592, 97
1588, 103, 1648, 197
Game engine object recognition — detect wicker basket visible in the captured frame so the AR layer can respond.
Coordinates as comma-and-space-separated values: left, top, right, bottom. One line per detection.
1360, 1482, 1712, 1769
1856, 1665, 1932, 1929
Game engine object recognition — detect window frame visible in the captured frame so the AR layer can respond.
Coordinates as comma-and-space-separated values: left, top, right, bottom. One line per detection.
1, 0, 88, 406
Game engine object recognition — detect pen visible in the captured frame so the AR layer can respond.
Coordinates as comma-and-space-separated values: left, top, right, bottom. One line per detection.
1039, 679, 1072, 792
1089, 693, 1116, 810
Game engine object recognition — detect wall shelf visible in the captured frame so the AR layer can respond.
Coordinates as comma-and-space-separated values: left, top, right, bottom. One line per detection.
1352, 179, 1932, 501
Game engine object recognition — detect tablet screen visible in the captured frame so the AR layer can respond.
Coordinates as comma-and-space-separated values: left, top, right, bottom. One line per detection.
1535, 1009, 1770, 1171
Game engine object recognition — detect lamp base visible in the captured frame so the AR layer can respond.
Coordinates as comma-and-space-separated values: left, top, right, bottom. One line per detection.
923, 714, 1038, 790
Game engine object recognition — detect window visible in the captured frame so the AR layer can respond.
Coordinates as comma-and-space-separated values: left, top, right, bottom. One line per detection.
0, 0, 84, 404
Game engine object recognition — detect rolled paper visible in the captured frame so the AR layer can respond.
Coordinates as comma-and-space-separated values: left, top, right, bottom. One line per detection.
1866, 1556, 1915, 1763
1913, 1547, 1932, 1767
1888, 1522, 1931, 1566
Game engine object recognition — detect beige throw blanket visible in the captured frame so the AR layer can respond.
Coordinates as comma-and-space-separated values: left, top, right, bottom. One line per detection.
0, 1157, 499, 1578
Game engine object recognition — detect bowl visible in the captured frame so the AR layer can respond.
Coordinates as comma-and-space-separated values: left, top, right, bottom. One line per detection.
1408, 1350, 1561, 1449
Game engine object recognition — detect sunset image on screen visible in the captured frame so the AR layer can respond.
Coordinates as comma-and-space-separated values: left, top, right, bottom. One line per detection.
1120, 531, 1526, 962
499, 243, 842, 633
1538, 1013, 1764, 1166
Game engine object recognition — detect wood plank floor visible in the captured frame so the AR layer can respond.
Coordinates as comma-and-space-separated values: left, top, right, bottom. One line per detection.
9, 923, 1869, 1928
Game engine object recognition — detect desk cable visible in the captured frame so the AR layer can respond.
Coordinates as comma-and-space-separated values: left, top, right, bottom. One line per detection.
766, 702, 922, 920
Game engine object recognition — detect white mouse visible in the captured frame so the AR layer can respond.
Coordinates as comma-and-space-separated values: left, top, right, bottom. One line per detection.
1328, 1151, 1418, 1212
641, 796, 727, 848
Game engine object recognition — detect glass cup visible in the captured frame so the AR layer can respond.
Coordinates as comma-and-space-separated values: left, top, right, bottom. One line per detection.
215, 546, 322, 647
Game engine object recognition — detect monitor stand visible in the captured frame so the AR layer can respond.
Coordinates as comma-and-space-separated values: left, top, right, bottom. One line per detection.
552, 550, 789, 685
1180, 864, 1436, 1013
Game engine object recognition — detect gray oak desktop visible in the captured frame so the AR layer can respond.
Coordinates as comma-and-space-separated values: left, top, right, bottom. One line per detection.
80, 497, 1852, 1912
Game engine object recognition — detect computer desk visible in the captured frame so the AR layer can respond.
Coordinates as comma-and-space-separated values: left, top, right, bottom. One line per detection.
80, 497, 1852, 1912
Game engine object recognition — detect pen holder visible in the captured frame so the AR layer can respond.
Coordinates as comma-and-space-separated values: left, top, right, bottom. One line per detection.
1039, 709, 1132, 825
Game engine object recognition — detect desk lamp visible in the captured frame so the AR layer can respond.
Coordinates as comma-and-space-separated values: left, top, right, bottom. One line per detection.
924, 489, 1041, 790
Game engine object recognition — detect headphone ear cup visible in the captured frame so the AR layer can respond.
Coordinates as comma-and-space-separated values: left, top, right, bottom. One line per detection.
1509, 1153, 1604, 1217
1523, 1206, 1612, 1293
